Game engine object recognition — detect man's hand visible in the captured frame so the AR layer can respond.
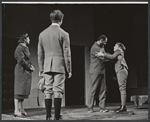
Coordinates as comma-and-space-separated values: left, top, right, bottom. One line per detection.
39, 71, 44, 77
95, 51, 104, 57
95, 51, 109, 62
68, 72, 72, 79
118, 55, 123, 60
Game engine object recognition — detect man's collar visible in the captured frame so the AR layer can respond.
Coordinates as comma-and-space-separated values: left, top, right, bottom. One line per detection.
95, 42, 104, 48
51, 23, 60, 26
95, 42, 99, 46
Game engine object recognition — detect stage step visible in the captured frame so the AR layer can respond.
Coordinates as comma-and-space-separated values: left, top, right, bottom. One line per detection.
130, 95, 148, 108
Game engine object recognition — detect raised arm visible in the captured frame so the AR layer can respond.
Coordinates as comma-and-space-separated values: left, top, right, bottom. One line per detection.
95, 48, 109, 62
104, 49, 121, 60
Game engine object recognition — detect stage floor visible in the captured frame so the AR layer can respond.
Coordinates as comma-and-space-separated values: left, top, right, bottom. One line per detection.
2, 103, 148, 120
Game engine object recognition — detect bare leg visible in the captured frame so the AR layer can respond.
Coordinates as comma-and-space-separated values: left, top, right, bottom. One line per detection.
14, 99, 21, 115
19, 100, 27, 116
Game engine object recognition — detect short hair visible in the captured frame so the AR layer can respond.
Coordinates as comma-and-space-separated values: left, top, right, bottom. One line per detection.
116, 42, 126, 51
97, 35, 107, 42
50, 10, 64, 23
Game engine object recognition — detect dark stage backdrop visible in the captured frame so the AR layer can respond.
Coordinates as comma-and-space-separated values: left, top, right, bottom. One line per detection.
2, 37, 18, 110
65, 45, 85, 106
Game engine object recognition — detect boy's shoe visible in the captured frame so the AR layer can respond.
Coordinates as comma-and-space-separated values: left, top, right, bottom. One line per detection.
115, 106, 127, 113
114, 106, 122, 112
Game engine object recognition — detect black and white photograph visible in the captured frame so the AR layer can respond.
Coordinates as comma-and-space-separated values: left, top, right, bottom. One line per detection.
1, 1, 149, 120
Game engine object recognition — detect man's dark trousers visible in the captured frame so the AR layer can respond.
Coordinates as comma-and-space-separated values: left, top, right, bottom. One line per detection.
88, 73, 106, 110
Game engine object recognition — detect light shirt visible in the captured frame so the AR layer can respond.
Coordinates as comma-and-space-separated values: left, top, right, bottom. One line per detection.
51, 23, 60, 26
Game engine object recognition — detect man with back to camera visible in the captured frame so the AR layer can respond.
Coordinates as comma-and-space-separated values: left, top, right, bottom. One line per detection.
38, 10, 72, 120
88, 35, 109, 113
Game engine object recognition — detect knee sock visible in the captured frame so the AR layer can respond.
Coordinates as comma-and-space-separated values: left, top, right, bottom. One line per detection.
54, 98, 62, 120
121, 94, 126, 106
45, 99, 52, 117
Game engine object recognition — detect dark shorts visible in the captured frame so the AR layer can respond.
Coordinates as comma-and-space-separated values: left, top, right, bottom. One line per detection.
117, 68, 128, 94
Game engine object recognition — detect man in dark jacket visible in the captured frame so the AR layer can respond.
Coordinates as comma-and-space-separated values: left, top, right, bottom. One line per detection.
88, 35, 109, 113
38, 10, 72, 120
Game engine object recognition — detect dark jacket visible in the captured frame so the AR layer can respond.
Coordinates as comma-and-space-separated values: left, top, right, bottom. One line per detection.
38, 24, 72, 73
104, 49, 128, 73
89, 42, 107, 74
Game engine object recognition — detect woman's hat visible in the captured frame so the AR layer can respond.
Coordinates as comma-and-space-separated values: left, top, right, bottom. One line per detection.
18, 32, 29, 40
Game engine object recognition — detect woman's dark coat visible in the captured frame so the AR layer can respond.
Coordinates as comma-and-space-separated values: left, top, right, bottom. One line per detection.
14, 43, 32, 96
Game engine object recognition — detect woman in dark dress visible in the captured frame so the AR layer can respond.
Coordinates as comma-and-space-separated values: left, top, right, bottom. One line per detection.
14, 32, 34, 117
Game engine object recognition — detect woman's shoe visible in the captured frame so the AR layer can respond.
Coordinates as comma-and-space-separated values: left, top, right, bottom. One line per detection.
14, 112, 25, 117
21, 112, 27, 116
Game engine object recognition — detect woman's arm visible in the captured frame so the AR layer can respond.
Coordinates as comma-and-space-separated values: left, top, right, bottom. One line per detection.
15, 46, 32, 71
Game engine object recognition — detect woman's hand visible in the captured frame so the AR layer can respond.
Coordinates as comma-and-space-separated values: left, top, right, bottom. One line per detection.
39, 71, 44, 77
30, 65, 35, 71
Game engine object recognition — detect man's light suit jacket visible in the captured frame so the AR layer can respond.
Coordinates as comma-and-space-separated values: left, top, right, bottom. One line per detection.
38, 24, 72, 74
